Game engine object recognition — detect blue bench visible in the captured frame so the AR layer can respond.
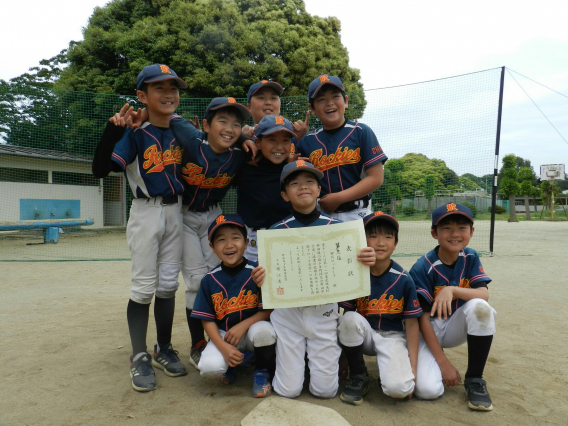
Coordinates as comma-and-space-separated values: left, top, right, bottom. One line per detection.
0, 218, 94, 243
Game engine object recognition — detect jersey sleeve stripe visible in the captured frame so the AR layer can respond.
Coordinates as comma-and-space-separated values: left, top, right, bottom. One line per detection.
403, 308, 423, 316
470, 274, 490, 282
111, 153, 127, 169
191, 310, 216, 319
416, 288, 433, 302
363, 153, 386, 168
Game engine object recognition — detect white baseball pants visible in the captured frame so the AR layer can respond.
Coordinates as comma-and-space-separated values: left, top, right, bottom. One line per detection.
271, 304, 341, 399
181, 205, 222, 309
127, 197, 183, 304
414, 298, 497, 400
198, 321, 276, 378
338, 311, 415, 398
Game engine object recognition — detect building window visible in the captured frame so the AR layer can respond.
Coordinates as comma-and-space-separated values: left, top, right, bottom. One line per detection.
0, 167, 48, 183
52, 171, 100, 186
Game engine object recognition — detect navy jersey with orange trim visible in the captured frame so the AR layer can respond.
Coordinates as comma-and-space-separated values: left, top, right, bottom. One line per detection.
295, 120, 387, 199
340, 260, 422, 332
170, 115, 248, 210
269, 212, 342, 230
111, 122, 184, 198
191, 259, 262, 332
409, 247, 491, 316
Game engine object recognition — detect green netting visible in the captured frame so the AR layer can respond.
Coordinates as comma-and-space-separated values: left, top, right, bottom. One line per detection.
0, 68, 502, 261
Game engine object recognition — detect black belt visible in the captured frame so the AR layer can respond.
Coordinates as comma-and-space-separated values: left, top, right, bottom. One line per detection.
160, 194, 179, 205
335, 198, 369, 213
188, 203, 218, 213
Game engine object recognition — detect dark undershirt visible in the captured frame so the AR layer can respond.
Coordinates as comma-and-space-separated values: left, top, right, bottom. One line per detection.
292, 207, 320, 226
371, 259, 393, 280
221, 258, 248, 277
323, 118, 348, 135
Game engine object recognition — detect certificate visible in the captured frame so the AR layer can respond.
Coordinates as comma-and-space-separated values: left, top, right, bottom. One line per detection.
257, 220, 371, 309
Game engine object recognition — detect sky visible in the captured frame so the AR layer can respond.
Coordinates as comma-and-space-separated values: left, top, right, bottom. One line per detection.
1, 0, 567, 177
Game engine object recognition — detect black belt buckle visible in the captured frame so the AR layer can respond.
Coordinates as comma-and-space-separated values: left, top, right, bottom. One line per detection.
160, 195, 179, 205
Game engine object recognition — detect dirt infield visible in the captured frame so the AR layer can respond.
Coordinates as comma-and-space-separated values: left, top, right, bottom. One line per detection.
1, 221, 567, 425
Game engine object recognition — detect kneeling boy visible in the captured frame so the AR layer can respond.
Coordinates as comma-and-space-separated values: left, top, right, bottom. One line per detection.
191, 215, 276, 398
410, 203, 496, 411
338, 212, 422, 405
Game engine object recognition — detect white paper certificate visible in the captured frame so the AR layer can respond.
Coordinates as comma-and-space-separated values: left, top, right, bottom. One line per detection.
257, 220, 371, 309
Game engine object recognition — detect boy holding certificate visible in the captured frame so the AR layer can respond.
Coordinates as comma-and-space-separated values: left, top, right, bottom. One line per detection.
252, 160, 375, 399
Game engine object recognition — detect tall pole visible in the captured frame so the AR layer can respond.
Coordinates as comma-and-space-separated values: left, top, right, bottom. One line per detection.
490, 67, 505, 256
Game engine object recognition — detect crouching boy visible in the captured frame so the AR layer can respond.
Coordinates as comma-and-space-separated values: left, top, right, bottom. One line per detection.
191, 215, 276, 398
338, 212, 422, 405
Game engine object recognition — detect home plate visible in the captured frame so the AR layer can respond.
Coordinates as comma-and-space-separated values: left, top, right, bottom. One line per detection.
241, 398, 351, 426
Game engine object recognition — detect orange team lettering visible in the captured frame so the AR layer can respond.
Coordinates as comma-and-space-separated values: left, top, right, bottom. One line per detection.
181, 163, 234, 188
143, 145, 182, 173
374, 211, 384, 216
296, 159, 306, 167
228, 97, 236, 103
309, 147, 361, 172
211, 290, 259, 319
434, 278, 470, 300
319, 75, 330, 83
261, 80, 268, 84
446, 203, 458, 212
413, 299, 420, 308
159, 65, 171, 74
356, 294, 404, 315
290, 143, 295, 155
275, 116, 285, 125
216, 215, 226, 224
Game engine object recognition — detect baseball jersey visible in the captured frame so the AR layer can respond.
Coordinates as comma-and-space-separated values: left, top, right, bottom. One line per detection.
340, 260, 422, 332
170, 116, 248, 210
111, 122, 184, 198
191, 259, 263, 332
234, 157, 291, 229
410, 247, 491, 316
269, 211, 342, 230
295, 120, 387, 199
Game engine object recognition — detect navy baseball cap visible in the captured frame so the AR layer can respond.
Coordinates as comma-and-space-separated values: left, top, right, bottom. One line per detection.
308, 74, 345, 100
431, 203, 474, 228
136, 64, 188, 91
247, 80, 284, 104
205, 97, 251, 121
255, 115, 296, 139
363, 211, 399, 231
280, 160, 324, 184
208, 214, 247, 242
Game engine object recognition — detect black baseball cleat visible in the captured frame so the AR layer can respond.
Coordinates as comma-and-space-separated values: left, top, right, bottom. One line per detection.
464, 377, 493, 411
340, 372, 370, 405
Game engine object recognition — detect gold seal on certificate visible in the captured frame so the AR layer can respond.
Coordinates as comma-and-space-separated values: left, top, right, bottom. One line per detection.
257, 220, 371, 309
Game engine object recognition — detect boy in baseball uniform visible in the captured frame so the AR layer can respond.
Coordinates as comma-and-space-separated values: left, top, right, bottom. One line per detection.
191, 214, 276, 398
338, 212, 422, 405
92, 64, 188, 392
410, 203, 496, 410
295, 75, 387, 222
252, 160, 375, 399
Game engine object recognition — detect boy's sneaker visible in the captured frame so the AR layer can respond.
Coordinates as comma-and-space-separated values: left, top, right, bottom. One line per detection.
252, 369, 272, 398
464, 377, 493, 411
152, 344, 187, 377
189, 339, 207, 370
340, 372, 370, 406
241, 351, 256, 369
220, 367, 238, 385
130, 353, 156, 392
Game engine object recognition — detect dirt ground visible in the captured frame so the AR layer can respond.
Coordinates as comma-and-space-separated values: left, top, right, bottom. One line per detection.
1, 221, 567, 426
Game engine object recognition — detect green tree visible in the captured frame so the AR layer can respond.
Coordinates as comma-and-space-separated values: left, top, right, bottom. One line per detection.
497, 154, 535, 185
518, 167, 534, 220
499, 154, 520, 222
423, 174, 436, 218
385, 159, 404, 217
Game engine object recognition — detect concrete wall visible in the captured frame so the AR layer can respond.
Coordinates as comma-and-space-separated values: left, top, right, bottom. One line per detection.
0, 181, 104, 228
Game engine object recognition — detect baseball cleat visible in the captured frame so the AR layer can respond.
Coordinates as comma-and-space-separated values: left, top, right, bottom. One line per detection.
152, 343, 187, 377
252, 369, 272, 398
464, 377, 494, 411
130, 353, 156, 392
189, 339, 207, 370
340, 372, 370, 406
240, 351, 256, 369
219, 367, 238, 385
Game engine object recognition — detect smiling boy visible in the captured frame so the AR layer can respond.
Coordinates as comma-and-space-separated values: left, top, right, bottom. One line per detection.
191, 215, 276, 398
295, 75, 387, 221
338, 212, 422, 405
410, 203, 496, 411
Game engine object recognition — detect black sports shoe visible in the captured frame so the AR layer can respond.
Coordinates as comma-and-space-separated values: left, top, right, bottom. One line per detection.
130, 353, 156, 392
152, 343, 187, 377
464, 377, 493, 411
340, 372, 370, 405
